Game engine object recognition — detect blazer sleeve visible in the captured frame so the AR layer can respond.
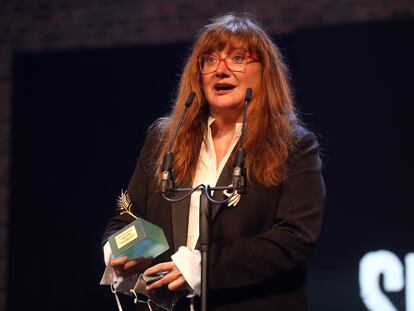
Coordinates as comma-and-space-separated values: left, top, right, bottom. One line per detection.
101, 129, 156, 245
209, 131, 326, 289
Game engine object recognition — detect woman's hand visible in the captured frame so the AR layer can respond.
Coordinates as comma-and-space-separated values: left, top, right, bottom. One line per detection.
110, 256, 153, 278
144, 261, 188, 292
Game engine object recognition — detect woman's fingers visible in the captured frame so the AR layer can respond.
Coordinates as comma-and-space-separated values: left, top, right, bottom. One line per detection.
167, 275, 187, 291
144, 261, 186, 291
111, 260, 187, 291
145, 269, 180, 290
144, 261, 174, 275
110, 256, 128, 267
110, 256, 153, 277
123, 256, 152, 270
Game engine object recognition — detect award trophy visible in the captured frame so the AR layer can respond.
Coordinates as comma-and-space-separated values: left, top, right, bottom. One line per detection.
108, 191, 183, 311
108, 190, 169, 260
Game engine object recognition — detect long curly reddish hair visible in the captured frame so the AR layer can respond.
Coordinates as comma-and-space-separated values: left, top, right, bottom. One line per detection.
152, 13, 298, 187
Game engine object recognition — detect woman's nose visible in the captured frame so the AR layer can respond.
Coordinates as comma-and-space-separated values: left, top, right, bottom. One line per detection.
215, 59, 230, 75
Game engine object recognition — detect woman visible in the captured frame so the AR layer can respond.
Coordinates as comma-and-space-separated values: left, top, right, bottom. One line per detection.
102, 13, 325, 311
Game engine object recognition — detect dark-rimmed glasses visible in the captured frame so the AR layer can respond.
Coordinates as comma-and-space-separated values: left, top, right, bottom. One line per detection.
198, 50, 260, 74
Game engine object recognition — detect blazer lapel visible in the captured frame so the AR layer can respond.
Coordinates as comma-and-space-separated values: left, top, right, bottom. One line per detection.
170, 181, 191, 252
211, 159, 233, 222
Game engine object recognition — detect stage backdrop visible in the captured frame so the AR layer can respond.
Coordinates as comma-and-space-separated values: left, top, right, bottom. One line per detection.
8, 19, 414, 311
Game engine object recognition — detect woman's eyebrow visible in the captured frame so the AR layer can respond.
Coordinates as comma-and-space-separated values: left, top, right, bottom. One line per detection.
228, 46, 247, 52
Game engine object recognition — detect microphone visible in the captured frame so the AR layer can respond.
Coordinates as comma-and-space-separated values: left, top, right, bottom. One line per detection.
244, 87, 252, 103
161, 91, 196, 194
232, 88, 252, 193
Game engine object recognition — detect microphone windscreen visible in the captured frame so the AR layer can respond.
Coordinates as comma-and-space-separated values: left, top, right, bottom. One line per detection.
185, 91, 196, 107
245, 88, 253, 102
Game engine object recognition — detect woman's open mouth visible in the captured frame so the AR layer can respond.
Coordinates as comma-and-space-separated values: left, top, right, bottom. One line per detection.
214, 83, 236, 94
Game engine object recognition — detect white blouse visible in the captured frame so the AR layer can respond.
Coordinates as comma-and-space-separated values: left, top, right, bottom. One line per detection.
172, 117, 242, 295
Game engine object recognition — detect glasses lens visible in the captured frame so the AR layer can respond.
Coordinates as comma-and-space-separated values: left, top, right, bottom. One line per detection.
226, 50, 247, 72
199, 54, 218, 74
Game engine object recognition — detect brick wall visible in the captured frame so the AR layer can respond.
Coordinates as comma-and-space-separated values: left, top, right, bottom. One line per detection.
0, 0, 413, 309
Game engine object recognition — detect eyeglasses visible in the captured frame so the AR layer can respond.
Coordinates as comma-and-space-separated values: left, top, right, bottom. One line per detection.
198, 50, 260, 74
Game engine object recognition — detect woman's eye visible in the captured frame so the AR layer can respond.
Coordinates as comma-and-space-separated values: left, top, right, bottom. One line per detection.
231, 55, 245, 63
205, 56, 218, 65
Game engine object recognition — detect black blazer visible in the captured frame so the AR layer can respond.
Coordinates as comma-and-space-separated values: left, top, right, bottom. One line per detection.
103, 127, 325, 311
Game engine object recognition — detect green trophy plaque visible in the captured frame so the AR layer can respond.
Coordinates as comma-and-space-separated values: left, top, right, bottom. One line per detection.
108, 218, 169, 260
108, 190, 169, 260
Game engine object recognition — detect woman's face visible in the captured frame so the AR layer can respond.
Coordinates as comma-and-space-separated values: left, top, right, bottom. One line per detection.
201, 47, 262, 118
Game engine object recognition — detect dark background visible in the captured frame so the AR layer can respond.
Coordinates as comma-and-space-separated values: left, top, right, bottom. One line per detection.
8, 18, 414, 310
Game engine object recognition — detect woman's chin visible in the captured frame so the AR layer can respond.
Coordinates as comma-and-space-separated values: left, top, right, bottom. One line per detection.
210, 103, 243, 115
209, 100, 243, 112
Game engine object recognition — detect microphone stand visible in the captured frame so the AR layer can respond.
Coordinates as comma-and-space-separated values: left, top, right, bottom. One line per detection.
161, 89, 252, 311
163, 184, 233, 311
